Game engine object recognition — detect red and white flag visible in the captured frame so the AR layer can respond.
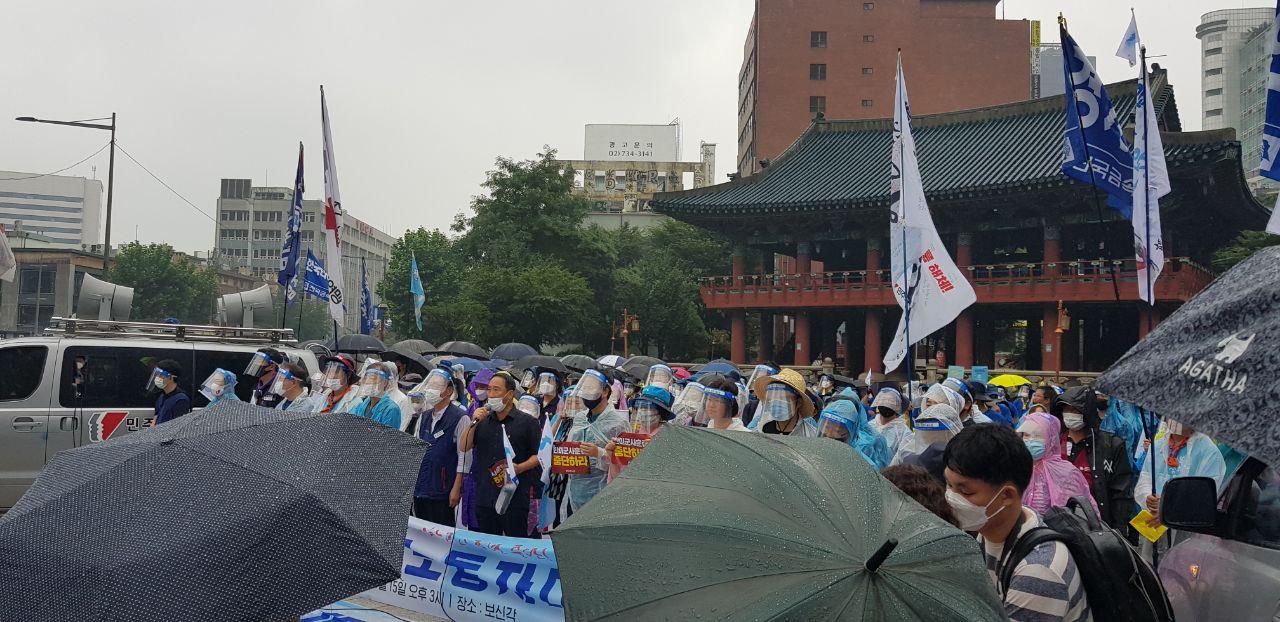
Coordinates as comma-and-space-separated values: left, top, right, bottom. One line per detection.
320, 86, 346, 324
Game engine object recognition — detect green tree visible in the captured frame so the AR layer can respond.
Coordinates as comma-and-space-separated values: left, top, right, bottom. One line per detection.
107, 243, 218, 323
1212, 230, 1280, 272
612, 255, 710, 360
376, 227, 467, 343
274, 296, 334, 341
466, 259, 595, 349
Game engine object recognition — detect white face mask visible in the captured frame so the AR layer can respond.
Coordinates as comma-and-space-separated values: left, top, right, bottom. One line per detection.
325, 378, 343, 390
419, 388, 443, 409
1063, 412, 1086, 431
486, 396, 505, 412
153, 376, 167, 390
945, 487, 1009, 532
1166, 421, 1186, 436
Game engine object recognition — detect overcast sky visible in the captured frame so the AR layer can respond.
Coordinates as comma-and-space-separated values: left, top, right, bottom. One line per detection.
0, 0, 1234, 253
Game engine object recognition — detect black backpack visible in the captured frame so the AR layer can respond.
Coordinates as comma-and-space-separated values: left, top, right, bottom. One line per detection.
997, 497, 1173, 622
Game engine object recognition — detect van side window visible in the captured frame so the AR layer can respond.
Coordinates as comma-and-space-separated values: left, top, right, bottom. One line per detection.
1236, 465, 1280, 551
192, 349, 257, 406
59, 346, 191, 408
0, 346, 47, 401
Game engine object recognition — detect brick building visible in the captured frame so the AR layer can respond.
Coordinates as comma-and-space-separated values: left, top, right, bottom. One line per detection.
738, 0, 1032, 177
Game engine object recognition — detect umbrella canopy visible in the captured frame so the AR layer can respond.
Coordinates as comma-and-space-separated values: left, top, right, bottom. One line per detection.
552, 426, 1004, 621
512, 354, 569, 375
0, 401, 426, 622
621, 355, 665, 380
1096, 246, 1280, 465
597, 354, 626, 368
392, 338, 436, 355
492, 342, 539, 361
696, 361, 740, 376
440, 356, 487, 373
380, 347, 433, 377
435, 340, 489, 359
988, 373, 1032, 388
335, 333, 385, 354
560, 354, 599, 373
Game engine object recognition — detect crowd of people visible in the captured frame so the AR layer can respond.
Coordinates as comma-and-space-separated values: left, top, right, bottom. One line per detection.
147, 346, 1236, 622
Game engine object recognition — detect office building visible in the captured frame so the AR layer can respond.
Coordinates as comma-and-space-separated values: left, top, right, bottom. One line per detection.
1238, 20, 1277, 189
214, 179, 395, 334
737, 0, 1031, 177
0, 171, 103, 249
1198, 7, 1272, 134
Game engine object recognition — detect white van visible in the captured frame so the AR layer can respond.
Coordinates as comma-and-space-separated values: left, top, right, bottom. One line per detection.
0, 318, 318, 509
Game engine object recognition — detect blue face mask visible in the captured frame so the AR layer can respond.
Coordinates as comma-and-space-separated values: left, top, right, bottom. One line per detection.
1024, 439, 1046, 460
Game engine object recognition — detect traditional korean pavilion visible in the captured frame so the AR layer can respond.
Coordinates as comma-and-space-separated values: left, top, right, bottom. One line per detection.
651, 70, 1269, 373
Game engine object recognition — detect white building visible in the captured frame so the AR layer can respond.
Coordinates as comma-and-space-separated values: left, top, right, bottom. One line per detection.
213, 179, 395, 334
1197, 7, 1273, 131
0, 171, 103, 249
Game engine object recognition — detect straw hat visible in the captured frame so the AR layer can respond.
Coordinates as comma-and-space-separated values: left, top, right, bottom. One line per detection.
751, 368, 816, 420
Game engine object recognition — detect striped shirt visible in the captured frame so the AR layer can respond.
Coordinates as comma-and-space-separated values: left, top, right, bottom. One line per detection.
980, 507, 1092, 622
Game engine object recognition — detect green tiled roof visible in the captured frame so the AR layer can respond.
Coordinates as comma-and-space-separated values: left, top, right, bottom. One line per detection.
652, 74, 1252, 217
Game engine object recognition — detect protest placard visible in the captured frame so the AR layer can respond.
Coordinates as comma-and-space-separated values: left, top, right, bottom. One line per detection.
611, 432, 652, 466
361, 517, 453, 620
551, 441, 590, 475
441, 529, 563, 622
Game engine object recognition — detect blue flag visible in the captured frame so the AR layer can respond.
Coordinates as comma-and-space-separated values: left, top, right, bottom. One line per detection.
1061, 25, 1133, 218
359, 257, 373, 335
303, 250, 329, 301
279, 142, 305, 304
1262, 3, 1280, 183
409, 251, 425, 331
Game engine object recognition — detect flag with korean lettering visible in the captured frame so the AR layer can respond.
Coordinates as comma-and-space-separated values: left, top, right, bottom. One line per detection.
303, 250, 330, 302
1061, 24, 1133, 218
359, 258, 373, 335
320, 86, 347, 323
1263, 0, 1280, 234
883, 53, 976, 372
1130, 39, 1169, 305
279, 142, 304, 305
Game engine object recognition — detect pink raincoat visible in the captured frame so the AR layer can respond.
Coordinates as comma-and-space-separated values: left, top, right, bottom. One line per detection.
1020, 411, 1100, 516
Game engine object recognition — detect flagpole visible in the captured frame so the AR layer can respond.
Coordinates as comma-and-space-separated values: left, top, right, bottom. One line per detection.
1140, 41, 1160, 571
898, 50, 915, 404
1061, 16, 1122, 302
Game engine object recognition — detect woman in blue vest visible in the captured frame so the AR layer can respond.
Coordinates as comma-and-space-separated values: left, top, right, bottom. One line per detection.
409, 368, 470, 526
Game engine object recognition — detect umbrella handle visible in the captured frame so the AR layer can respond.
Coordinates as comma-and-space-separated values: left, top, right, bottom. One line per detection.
864, 538, 898, 573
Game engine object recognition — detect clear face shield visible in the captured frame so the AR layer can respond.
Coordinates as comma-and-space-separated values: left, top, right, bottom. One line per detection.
356, 368, 392, 399
568, 369, 609, 409
562, 392, 587, 418
761, 383, 799, 423
536, 372, 558, 397
323, 362, 351, 391
696, 387, 735, 425
200, 369, 236, 402
746, 365, 778, 396
521, 369, 536, 391
517, 394, 541, 417
818, 411, 857, 445
146, 367, 174, 392
408, 369, 453, 412
644, 365, 674, 392
269, 368, 301, 397
244, 351, 276, 378
671, 382, 705, 425
819, 376, 834, 391
630, 401, 664, 433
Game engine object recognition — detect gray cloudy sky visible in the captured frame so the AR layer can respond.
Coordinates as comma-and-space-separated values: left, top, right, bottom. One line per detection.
0, 0, 1229, 253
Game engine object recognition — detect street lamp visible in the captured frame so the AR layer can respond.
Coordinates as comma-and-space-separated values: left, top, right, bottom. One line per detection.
15, 114, 116, 261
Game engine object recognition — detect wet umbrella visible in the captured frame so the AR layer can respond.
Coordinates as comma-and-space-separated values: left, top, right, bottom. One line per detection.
988, 373, 1032, 388
621, 355, 665, 380
335, 333, 385, 354
552, 426, 1004, 621
597, 354, 626, 369
696, 360, 740, 376
392, 338, 436, 356
560, 354, 599, 373
440, 356, 487, 373
0, 401, 426, 622
1095, 246, 1280, 466
380, 347, 433, 377
436, 340, 489, 360
513, 354, 569, 375
492, 342, 539, 361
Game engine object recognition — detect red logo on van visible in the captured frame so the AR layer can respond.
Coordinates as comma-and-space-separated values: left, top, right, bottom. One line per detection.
89, 411, 129, 442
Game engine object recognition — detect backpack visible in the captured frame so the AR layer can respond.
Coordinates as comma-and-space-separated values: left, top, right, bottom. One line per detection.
997, 497, 1173, 622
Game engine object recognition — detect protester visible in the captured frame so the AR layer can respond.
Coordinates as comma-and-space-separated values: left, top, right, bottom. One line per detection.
1101, 396, 1146, 473
741, 363, 779, 426
699, 376, 749, 431
271, 362, 315, 413
816, 373, 836, 402
149, 359, 191, 425
1134, 417, 1228, 529
923, 383, 965, 417
535, 369, 563, 426
318, 354, 359, 414
671, 381, 705, 426
1053, 386, 1133, 530
541, 388, 579, 531
869, 387, 911, 457
199, 368, 241, 405
1016, 411, 1098, 516
942, 378, 991, 427
244, 347, 286, 408
817, 397, 890, 468
348, 361, 403, 429
751, 368, 817, 435
644, 364, 676, 393
1029, 385, 1053, 414
563, 369, 629, 512
467, 368, 496, 417
380, 363, 414, 433
972, 382, 1013, 427
410, 368, 470, 526
944, 424, 1091, 622
881, 464, 959, 528
891, 403, 963, 472
459, 371, 541, 537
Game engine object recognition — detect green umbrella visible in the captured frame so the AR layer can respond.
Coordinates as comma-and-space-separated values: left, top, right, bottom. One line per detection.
551, 426, 1005, 621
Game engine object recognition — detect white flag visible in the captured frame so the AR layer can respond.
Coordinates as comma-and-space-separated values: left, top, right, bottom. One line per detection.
320, 86, 347, 325
1132, 53, 1169, 305
0, 223, 15, 282
884, 53, 976, 372
1116, 12, 1140, 67
501, 422, 519, 485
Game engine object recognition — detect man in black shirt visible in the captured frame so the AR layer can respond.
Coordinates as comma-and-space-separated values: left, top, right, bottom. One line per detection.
459, 371, 542, 537
246, 348, 286, 409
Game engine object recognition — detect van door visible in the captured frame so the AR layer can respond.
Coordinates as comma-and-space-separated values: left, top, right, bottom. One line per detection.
46, 345, 194, 452
0, 344, 54, 509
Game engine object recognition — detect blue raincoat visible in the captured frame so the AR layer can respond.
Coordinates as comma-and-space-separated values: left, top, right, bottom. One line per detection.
820, 398, 891, 469
1102, 397, 1146, 473
349, 396, 403, 429
1134, 430, 1228, 506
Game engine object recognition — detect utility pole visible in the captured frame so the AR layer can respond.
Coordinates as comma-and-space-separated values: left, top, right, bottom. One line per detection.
619, 308, 639, 358
16, 113, 116, 262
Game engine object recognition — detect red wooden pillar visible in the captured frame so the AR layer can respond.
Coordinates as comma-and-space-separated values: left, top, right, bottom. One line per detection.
864, 309, 882, 372
1137, 306, 1163, 340
795, 241, 812, 275
729, 245, 747, 363
795, 311, 811, 365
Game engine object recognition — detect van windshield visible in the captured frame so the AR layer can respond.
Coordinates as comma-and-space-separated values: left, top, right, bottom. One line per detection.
0, 346, 47, 401
1237, 465, 1280, 551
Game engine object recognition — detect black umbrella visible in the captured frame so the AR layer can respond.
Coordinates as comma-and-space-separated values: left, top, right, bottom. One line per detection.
1095, 246, 1280, 465
491, 342, 539, 361
0, 401, 425, 622
380, 347, 433, 377
513, 354, 569, 375
621, 355, 665, 380
393, 338, 436, 356
560, 354, 599, 373
436, 340, 489, 360
336, 333, 385, 354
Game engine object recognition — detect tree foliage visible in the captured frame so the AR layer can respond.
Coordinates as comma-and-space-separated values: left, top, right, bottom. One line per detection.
107, 243, 218, 323
1212, 230, 1280, 272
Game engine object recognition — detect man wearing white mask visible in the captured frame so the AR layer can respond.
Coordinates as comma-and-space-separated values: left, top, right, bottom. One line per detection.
410, 367, 470, 526
1054, 385, 1133, 531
